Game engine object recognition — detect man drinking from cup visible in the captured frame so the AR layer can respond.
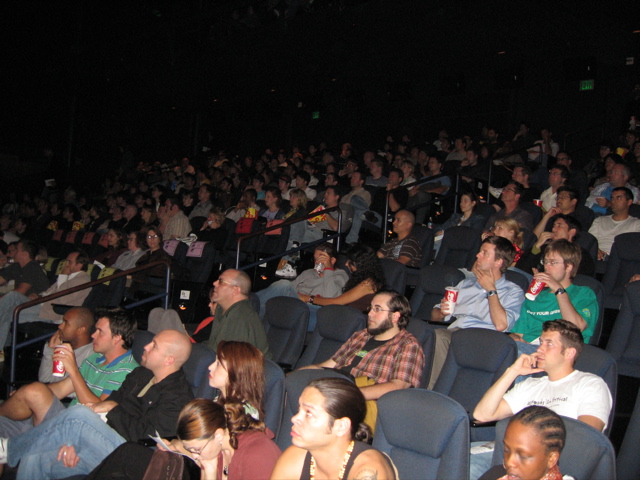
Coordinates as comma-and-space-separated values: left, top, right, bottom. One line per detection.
510, 239, 598, 355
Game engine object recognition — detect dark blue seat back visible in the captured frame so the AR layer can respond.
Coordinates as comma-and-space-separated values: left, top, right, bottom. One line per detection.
374, 389, 470, 480
295, 305, 366, 369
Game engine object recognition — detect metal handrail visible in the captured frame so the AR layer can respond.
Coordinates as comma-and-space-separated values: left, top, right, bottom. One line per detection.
235, 206, 343, 269
9, 259, 171, 390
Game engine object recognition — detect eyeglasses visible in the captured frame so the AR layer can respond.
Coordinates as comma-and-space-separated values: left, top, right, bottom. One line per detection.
218, 278, 238, 288
543, 260, 564, 266
556, 195, 571, 200
147, 234, 159, 239
183, 435, 215, 456
366, 306, 392, 314
502, 188, 516, 194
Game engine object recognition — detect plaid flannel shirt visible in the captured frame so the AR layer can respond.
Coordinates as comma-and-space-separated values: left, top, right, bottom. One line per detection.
331, 329, 424, 388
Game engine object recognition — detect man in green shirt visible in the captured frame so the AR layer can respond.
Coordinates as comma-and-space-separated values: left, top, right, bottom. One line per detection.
206, 269, 271, 359
510, 240, 598, 354
0, 307, 138, 438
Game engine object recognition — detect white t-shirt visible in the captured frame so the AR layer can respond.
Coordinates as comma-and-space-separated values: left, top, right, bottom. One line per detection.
540, 187, 556, 211
503, 370, 612, 429
588, 215, 640, 254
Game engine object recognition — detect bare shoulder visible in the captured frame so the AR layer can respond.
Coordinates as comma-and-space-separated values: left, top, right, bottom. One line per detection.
270, 445, 307, 480
348, 449, 395, 480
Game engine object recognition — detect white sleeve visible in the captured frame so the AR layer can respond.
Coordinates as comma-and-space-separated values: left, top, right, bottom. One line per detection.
576, 374, 612, 428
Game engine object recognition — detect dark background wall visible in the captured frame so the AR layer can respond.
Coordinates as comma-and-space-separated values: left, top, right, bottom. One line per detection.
2, 0, 639, 177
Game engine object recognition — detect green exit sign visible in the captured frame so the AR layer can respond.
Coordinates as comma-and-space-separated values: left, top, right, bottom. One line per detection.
312, 111, 320, 120
580, 79, 595, 91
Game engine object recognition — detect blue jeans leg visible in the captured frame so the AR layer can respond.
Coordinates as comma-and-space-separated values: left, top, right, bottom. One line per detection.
256, 281, 298, 318
0, 291, 43, 348
307, 304, 321, 332
469, 442, 495, 480
9, 405, 126, 480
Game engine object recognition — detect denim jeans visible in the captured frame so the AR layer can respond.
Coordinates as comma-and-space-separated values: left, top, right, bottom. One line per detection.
256, 280, 298, 317
8, 405, 126, 480
469, 442, 494, 480
0, 291, 45, 347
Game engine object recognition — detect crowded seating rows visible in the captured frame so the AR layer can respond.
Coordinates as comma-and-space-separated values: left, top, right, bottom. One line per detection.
1, 127, 640, 479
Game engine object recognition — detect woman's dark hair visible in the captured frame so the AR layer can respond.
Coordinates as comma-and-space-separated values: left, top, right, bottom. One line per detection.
129, 231, 143, 249
216, 341, 266, 430
343, 244, 385, 293
265, 187, 282, 208
177, 399, 262, 450
509, 406, 566, 454
461, 190, 478, 211
307, 378, 371, 443
141, 205, 157, 225
144, 225, 163, 249
109, 228, 127, 250
64, 204, 80, 220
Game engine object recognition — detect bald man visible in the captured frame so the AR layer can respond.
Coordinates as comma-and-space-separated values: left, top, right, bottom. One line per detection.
207, 269, 271, 358
376, 210, 423, 267
1, 330, 195, 480
38, 307, 95, 384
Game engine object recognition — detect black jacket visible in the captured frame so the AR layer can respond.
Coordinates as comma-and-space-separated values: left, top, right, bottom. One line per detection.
106, 367, 194, 441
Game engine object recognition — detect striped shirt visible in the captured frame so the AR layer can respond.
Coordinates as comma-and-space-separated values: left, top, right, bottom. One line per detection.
69, 351, 138, 406
377, 234, 422, 267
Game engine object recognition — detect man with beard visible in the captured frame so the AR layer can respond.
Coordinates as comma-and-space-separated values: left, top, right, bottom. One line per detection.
299, 290, 424, 400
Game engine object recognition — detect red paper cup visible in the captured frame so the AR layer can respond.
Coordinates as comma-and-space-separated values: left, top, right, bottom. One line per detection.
533, 199, 543, 207
525, 278, 546, 301
52, 359, 65, 377
443, 287, 459, 315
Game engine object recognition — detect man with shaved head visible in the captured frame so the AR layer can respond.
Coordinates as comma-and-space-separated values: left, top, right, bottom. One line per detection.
38, 307, 95, 384
0, 329, 195, 479
206, 269, 271, 358
376, 210, 422, 267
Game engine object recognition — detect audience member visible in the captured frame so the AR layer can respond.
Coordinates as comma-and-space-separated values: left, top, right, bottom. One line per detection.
429, 236, 524, 388
588, 186, 640, 259
0, 307, 137, 438
511, 240, 598, 353
376, 210, 422, 267
0, 249, 92, 361
0, 329, 193, 480
206, 269, 271, 358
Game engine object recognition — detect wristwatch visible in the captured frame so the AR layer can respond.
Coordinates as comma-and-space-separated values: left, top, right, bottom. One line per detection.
486, 290, 497, 298
554, 288, 566, 296
308, 295, 316, 304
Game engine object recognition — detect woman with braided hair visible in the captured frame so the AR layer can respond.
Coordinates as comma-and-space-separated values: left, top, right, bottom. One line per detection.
479, 406, 570, 480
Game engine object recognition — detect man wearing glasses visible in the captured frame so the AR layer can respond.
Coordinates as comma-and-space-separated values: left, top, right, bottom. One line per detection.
540, 165, 569, 211
299, 290, 424, 401
510, 239, 598, 355
206, 269, 271, 359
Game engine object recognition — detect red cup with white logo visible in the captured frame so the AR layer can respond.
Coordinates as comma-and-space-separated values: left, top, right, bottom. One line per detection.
52, 343, 69, 378
533, 199, 543, 207
525, 278, 546, 301
442, 287, 459, 315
